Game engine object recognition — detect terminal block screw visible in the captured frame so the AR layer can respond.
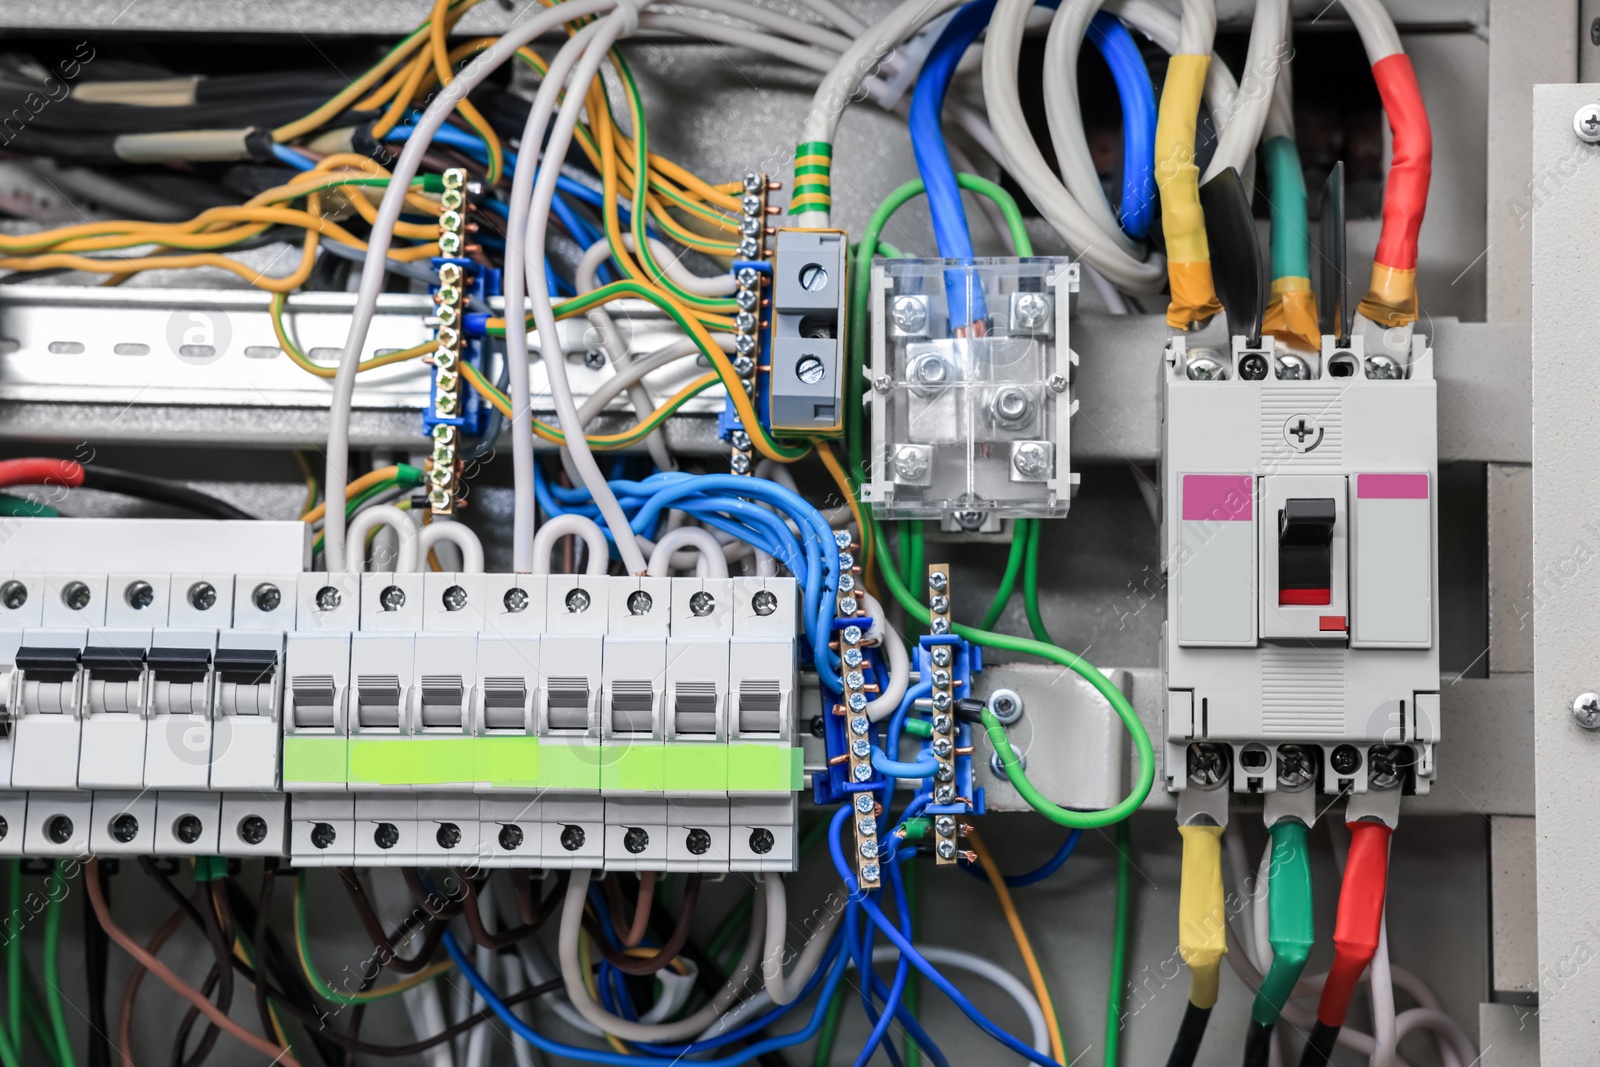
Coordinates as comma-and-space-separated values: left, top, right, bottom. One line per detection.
931, 645, 951, 668
931, 737, 953, 758
850, 715, 869, 735
731, 453, 752, 475
851, 738, 871, 758
0, 581, 25, 611
499, 824, 524, 850
751, 589, 777, 616
891, 296, 928, 333
1573, 692, 1600, 729
1368, 746, 1408, 790
1186, 743, 1229, 788
1013, 442, 1050, 478
686, 828, 711, 855
834, 530, 853, 549
1276, 745, 1317, 791
125, 581, 154, 611
1012, 292, 1049, 330
858, 814, 877, 835
860, 839, 878, 859
60, 581, 91, 612
310, 822, 336, 850
690, 591, 716, 617
842, 625, 863, 644
624, 827, 650, 854
854, 793, 875, 813
379, 585, 407, 612
111, 814, 139, 844
442, 585, 469, 612
627, 590, 654, 616
936, 784, 957, 803
503, 587, 529, 613
931, 668, 950, 687
934, 816, 956, 837
860, 862, 881, 883
436, 823, 462, 849
893, 446, 928, 481
175, 814, 203, 844
374, 822, 399, 850
238, 816, 268, 846
1186, 354, 1226, 380
1365, 354, 1402, 380
1330, 744, 1363, 776
565, 588, 591, 613
315, 586, 342, 612
853, 763, 872, 781
932, 714, 952, 734
560, 825, 586, 851
936, 839, 957, 860
749, 828, 775, 854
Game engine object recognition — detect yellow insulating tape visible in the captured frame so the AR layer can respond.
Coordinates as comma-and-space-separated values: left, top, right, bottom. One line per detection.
1263, 276, 1321, 352
1157, 53, 1222, 330
1177, 823, 1228, 1010
1357, 262, 1419, 327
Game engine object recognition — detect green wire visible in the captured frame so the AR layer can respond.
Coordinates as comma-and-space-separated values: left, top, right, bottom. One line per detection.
1251, 820, 1314, 1028
869, 518, 1154, 827
812, 984, 848, 1067
903, 859, 921, 1067
7, 861, 19, 1054
0, 496, 55, 518
1022, 518, 1054, 645
846, 173, 1035, 480
906, 522, 925, 594
979, 519, 1031, 631
41, 862, 73, 1067
1262, 136, 1311, 284
1105, 820, 1132, 1067
21, 977, 62, 1067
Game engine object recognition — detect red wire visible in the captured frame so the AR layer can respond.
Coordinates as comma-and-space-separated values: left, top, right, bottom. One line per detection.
0, 458, 83, 489
1371, 54, 1432, 272
1315, 820, 1394, 1028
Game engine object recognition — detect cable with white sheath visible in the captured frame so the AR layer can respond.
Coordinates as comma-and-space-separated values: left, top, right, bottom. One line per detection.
322, 0, 618, 572
530, 514, 610, 577
419, 522, 485, 573
344, 504, 420, 573
1201, 0, 1288, 182
759, 874, 845, 1006
647, 526, 730, 577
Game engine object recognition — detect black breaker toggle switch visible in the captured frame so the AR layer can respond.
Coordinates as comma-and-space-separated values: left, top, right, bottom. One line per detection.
1278, 497, 1336, 605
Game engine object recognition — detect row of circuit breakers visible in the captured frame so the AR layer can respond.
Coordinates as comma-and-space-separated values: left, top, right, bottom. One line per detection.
0, 563, 801, 871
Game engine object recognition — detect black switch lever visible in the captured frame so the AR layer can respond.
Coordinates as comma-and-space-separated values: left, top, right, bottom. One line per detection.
1279, 498, 1335, 605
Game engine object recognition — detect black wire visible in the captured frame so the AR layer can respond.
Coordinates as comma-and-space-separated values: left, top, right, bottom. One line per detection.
78, 466, 253, 520
1164, 1002, 1212, 1067
1242, 1019, 1273, 1067
227, 875, 347, 1067
83, 864, 111, 1067
1296, 1021, 1341, 1067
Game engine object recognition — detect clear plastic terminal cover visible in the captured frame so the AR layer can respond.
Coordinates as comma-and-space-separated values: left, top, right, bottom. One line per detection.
862, 257, 1076, 520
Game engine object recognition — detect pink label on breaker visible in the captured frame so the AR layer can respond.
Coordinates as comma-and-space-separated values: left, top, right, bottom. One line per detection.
1181, 475, 1253, 522
1357, 473, 1429, 500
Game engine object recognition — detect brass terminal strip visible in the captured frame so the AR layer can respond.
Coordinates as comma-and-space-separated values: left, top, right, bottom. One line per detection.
427, 167, 470, 514
927, 563, 958, 864
729, 171, 774, 475
833, 528, 880, 886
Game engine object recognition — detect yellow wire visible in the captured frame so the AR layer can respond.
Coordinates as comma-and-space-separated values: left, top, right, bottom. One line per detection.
816, 443, 876, 601
292, 451, 318, 515
301, 465, 409, 524
967, 827, 1068, 1064
579, 932, 634, 1055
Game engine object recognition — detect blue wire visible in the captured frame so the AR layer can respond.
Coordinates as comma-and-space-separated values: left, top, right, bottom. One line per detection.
827, 806, 1064, 1067
442, 928, 854, 1067
871, 748, 939, 779
960, 829, 1083, 887
270, 143, 316, 171
1087, 12, 1158, 238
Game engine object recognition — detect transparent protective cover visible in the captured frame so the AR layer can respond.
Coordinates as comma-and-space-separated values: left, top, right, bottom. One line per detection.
862, 257, 1076, 519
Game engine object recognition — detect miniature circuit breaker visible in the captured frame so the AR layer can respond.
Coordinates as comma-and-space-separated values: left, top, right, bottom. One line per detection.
1162, 334, 1440, 798
860, 258, 1078, 521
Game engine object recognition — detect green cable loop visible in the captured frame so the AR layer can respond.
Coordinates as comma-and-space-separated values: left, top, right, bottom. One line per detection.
1021, 518, 1054, 644
979, 519, 1031, 631
1251, 819, 1315, 1028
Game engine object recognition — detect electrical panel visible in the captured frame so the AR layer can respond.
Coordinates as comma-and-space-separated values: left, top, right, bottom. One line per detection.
1162, 333, 1440, 797
0, 521, 802, 870
860, 258, 1078, 521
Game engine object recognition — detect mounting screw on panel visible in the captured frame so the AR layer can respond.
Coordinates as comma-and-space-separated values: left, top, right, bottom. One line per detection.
988, 688, 1024, 725
891, 444, 932, 486
1011, 441, 1052, 482
872, 374, 893, 394
1047, 372, 1068, 392
890, 295, 929, 335
989, 750, 1026, 778
1572, 691, 1600, 729
1009, 291, 1052, 335
1576, 103, 1600, 143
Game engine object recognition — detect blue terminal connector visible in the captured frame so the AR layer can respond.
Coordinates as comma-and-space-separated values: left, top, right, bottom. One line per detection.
423, 257, 500, 442
915, 634, 986, 829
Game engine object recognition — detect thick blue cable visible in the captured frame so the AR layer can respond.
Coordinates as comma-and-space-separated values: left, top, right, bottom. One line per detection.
959, 829, 1083, 887
1087, 12, 1158, 238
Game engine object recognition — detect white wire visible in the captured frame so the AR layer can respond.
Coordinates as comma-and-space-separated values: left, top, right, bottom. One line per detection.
519, 7, 651, 575
1340, 0, 1404, 63
486, 878, 542, 1067
1254, 837, 1274, 975
1394, 1009, 1477, 1067
860, 592, 910, 721
984, 0, 1166, 294
647, 526, 730, 577
1223, 822, 1262, 968
322, 0, 611, 571
1201, 0, 1288, 182
465, 939, 495, 1067
640, 960, 699, 1023
504, 15, 617, 572
1176, 0, 1217, 56
794, 0, 967, 227
420, 521, 486, 573
558, 868, 766, 1041
792, 0, 867, 36
1370, 914, 1398, 1067
759, 874, 845, 1006
670, 0, 854, 54
1040, 0, 1124, 256
403, 981, 457, 1067
344, 504, 420, 573
530, 514, 610, 576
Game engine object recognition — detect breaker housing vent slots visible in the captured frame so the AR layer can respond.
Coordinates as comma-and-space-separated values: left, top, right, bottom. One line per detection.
861, 257, 1078, 520
1161, 334, 1441, 798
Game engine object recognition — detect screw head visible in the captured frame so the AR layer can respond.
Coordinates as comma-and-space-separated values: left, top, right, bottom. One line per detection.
795, 354, 826, 385
1047, 372, 1068, 392
857, 815, 877, 835
1576, 104, 1600, 143
1186, 743, 1229, 788
989, 688, 1024, 724
175, 814, 203, 844
752, 590, 778, 616
111, 813, 139, 843
1186, 355, 1226, 380
852, 763, 872, 781
931, 692, 951, 712
0, 581, 26, 611
238, 815, 268, 846
873, 374, 893, 394
503, 587, 529, 613
809, 715, 826, 738
379, 585, 406, 612
1239, 353, 1270, 380
931, 668, 950, 688
891, 296, 928, 333
442, 585, 469, 612
860, 862, 881, 882
929, 571, 948, 591
623, 826, 652, 853
60, 581, 91, 612
892, 446, 929, 481
436, 822, 462, 849
690, 591, 716, 616
936, 839, 957, 860
124, 581, 154, 611
1013, 442, 1050, 478
748, 827, 775, 854
842, 625, 863, 644
583, 348, 606, 370
46, 815, 73, 844
1330, 744, 1363, 776
627, 590, 654, 616
737, 267, 760, 287
992, 386, 1034, 426
1368, 746, 1407, 790
1365, 354, 1403, 380
851, 738, 871, 758
1276, 354, 1310, 380
565, 588, 591, 613
560, 824, 585, 851
1573, 692, 1600, 729
935, 784, 956, 803
1013, 292, 1049, 330
953, 511, 986, 532
499, 824, 524, 851
310, 822, 336, 850
730, 452, 752, 474
315, 585, 342, 612
931, 645, 952, 668
859, 838, 878, 858
251, 583, 281, 613
931, 737, 953, 758
685, 828, 711, 855
374, 822, 400, 849
854, 793, 875, 813
1276, 744, 1316, 791
934, 815, 956, 836
850, 715, 869, 735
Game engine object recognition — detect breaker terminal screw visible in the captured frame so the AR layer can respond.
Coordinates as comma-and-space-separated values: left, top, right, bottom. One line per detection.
125, 581, 154, 611
315, 586, 342, 612
749, 828, 775, 854
561, 825, 586, 851
238, 816, 267, 846
503, 587, 529, 613
374, 822, 399, 850
310, 822, 336, 849
686, 828, 711, 855
0, 582, 25, 611
1330, 744, 1363, 776
1186, 355, 1226, 380
565, 588, 591, 613
750, 589, 777, 617
1187, 743, 1229, 788
690, 591, 716, 616
60, 581, 91, 612
111, 814, 139, 843
1276, 745, 1317, 791
499, 824, 524, 850
1365, 354, 1403, 380
1368, 746, 1408, 790
442, 585, 469, 612
436, 823, 462, 849
628, 590, 654, 615
379, 585, 406, 612
624, 827, 650, 854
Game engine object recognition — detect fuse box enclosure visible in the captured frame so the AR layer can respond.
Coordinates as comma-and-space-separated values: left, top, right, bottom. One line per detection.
861, 257, 1078, 520
1162, 334, 1440, 796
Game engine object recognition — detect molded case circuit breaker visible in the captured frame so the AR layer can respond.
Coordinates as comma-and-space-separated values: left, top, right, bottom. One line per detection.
1161, 335, 1440, 797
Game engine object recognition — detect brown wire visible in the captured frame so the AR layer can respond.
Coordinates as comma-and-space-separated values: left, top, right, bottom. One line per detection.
401, 867, 468, 920
602, 872, 657, 948
513, 868, 538, 926
118, 899, 194, 1067
339, 868, 450, 972
454, 871, 553, 950
582, 873, 701, 976
86, 859, 301, 1066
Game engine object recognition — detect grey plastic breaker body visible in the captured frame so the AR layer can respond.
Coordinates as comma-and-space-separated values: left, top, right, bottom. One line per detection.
768, 229, 847, 435
1162, 334, 1441, 796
